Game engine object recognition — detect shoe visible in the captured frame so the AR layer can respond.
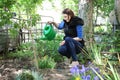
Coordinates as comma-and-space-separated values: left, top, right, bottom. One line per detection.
69, 61, 79, 68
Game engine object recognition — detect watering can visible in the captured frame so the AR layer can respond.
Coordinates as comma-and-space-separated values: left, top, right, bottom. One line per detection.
40, 24, 56, 41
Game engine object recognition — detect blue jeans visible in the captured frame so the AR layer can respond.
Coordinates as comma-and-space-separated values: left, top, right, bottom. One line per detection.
58, 37, 84, 61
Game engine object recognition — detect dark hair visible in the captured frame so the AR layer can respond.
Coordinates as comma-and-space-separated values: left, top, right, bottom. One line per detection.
62, 8, 75, 18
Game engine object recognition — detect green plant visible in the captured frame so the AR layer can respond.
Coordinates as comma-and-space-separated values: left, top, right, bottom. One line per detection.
114, 30, 120, 52
15, 70, 43, 80
90, 43, 104, 65
16, 72, 34, 80
7, 42, 33, 59
92, 61, 120, 80
38, 55, 56, 69
105, 61, 120, 80
31, 71, 43, 80
70, 65, 102, 80
35, 34, 64, 62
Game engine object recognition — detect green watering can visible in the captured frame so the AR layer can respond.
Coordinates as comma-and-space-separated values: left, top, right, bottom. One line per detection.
40, 24, 56, 41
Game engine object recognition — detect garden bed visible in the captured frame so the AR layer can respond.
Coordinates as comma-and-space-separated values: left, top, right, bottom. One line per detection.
0, 59, 72, 80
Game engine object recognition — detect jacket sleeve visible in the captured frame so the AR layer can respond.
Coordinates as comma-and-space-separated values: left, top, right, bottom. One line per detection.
76, 25, 83, 39
58, 21, 65, 29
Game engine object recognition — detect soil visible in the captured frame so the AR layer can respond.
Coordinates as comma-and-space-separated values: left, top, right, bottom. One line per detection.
0, 58, 119, 80
0, 59, 72, 80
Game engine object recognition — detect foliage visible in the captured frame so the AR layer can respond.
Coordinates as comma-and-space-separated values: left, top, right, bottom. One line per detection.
105, 61, 120, 80
94, 29, 120, 53
38, 55, 56, 69
31, 71, 43, 80
0, 10, 13, 27
46, 0, 79, 16
11, 0, 43, 14
114, 30, 120, 52
0, 0, 42, 41
15, 70, 43, 80
70, 65, 101, 80
70, 61, 120, 80
7, 42, 33, 59
90, 43, 103, 65
0, 0, 16, 9
35, 34, 64, 62
92, 61, 120, 80
7, 35, 63, 69
61, 0, 79, 15
93, 0, 114, 16
16, 72, 34, 80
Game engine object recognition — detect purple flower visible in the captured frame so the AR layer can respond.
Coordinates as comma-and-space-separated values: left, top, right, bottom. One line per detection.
82, 76, 86, 79
92, 67, 100, 74
86, 75, 91, 80
70, 65, 80, 75
82, 75, 91, 80
80, 65, 86, 74
88, 61, 91, 65
85, 67, 91, 72
94, 76, 100, 80
94, 67, 100, 73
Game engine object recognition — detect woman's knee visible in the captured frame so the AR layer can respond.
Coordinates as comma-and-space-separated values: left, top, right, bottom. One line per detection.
58, 47, 70, 58
58, 47, 62, 54
65, 37, 72, 42
58, 46, 66, 55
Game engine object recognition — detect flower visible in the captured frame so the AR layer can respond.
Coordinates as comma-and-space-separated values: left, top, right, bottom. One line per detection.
94, 76, 100, 80
79, 65, 86, 74
86, 75, 91, 80
70, 65, 101, 80
91, 67, 100, 75
75, 77, 80, 80
70, 65, 80, 75
82, 75, 91, 80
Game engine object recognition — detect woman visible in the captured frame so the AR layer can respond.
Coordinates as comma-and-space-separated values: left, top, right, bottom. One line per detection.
49, 8, 84, 67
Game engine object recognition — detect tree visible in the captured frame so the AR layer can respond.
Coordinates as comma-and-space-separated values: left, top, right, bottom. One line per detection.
79, 0, 94, 46
79, 0, 114, 45
0, 0, 43, 53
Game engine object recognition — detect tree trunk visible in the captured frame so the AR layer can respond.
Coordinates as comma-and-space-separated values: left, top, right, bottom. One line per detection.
78, 0, 94, 46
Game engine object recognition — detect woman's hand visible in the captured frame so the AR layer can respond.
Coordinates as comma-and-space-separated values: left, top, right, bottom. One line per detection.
47, 21, 58, 28
47, 21, 53, 24
59, 41, 65, 46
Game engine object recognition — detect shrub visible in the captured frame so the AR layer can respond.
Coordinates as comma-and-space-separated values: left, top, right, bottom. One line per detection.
15, 70, 43, 80
38, 55, 56, 69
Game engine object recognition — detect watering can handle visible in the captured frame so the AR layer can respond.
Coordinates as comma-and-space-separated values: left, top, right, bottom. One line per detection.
46, 23, 53, 27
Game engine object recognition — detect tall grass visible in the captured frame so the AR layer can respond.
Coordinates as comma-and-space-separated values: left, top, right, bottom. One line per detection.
90, 43, 103, 65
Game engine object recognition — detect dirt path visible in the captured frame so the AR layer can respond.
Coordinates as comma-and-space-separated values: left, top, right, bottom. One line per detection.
0, 59, 72, 80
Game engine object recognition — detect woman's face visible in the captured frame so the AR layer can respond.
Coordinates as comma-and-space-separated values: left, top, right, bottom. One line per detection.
63, 14, 71, 22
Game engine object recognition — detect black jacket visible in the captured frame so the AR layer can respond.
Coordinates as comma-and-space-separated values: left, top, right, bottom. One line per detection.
63, 16, 85, 46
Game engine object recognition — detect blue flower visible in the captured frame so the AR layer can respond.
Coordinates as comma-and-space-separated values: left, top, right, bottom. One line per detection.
86, 75, 91, 80
92, 67, 100, 74
70, 65, 80, 75
82, 76, 86, 79
88, 61, 91, 65
85, 67, 90, 72
94, 76, 100, 80
80, 65, 86, 74
82, 75, 91, 80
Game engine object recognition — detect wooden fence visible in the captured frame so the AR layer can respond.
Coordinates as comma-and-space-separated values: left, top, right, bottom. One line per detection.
0, 22, 49, 53
0, 15, 55, 53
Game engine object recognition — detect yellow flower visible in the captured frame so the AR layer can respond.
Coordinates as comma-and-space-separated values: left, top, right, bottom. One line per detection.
75, 77, 80, 80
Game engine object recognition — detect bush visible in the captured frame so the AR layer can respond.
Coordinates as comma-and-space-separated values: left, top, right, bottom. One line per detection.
15, 72, 34, 80
6, 42, 33, 59
15, 70, 43, 80
38, 55, 56, 69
